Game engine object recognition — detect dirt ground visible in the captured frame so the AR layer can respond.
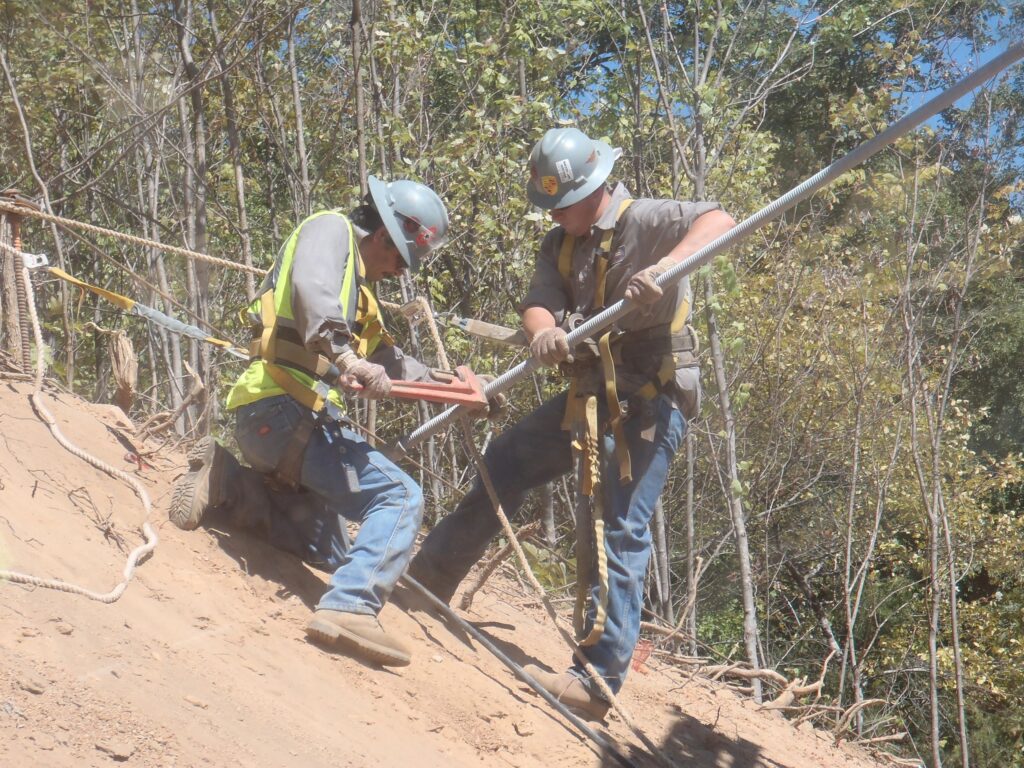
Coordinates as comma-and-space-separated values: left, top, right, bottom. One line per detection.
0, 378, 891, 768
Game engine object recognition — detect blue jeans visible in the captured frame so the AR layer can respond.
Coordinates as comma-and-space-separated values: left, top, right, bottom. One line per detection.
409, 390, 685, 694
234, 395, 423, 616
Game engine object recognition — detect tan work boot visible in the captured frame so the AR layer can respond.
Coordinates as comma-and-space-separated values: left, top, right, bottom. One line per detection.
168, 437, 227, 530
306, 609, 412, 667
522, 663, 610, 720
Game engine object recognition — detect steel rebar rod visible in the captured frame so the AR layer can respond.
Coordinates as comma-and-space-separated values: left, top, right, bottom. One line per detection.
400, 42, 1024, 451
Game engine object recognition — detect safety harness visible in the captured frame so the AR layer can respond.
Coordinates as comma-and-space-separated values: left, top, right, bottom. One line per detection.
241, 212, 390, 488
556, 199, 698, 645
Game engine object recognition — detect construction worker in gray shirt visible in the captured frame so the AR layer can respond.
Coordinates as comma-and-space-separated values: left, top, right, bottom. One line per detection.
409, 128, 736, 718
170, 177, 456, 667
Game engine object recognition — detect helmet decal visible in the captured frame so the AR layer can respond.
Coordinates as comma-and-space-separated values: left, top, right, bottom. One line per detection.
525, 127, 619, 209
415, 226, 437, 246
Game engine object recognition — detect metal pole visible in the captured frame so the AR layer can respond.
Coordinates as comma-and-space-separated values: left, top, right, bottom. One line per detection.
400, 575, 638, 768
400, 43, 1024, 451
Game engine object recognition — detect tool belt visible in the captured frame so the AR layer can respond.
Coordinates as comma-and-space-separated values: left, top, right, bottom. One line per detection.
247, 290, 349, 492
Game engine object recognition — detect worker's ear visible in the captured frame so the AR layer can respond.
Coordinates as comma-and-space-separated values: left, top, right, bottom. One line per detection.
372, 225, 392, 246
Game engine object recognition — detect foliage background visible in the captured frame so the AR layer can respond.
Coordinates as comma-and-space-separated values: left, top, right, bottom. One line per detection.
1, 1, 1022, 765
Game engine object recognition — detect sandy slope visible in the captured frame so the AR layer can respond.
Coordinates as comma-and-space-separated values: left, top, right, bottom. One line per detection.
0, 379, 885, 768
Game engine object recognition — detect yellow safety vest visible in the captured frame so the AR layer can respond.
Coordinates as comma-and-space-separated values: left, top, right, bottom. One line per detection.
226, 212, 392, 412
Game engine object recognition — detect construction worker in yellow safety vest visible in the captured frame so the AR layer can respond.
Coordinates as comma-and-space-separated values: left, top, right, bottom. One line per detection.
408, 128, 737, 718
169, 177, 484, 667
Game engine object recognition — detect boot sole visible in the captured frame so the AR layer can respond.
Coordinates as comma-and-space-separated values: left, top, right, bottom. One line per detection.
168, 437, 218, 530
306, 616, 411, 667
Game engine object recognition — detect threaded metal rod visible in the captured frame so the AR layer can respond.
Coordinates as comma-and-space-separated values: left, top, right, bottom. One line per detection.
401, 43, 1024, 451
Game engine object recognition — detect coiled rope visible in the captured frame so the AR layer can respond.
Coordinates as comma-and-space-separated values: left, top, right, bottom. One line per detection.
0, 244, 157, 602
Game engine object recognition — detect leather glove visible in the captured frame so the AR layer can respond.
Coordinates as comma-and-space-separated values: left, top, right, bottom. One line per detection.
477, 374, 508, 422
335, 347, 392, 399
624, 256, 677, 305
529, 326, 570, 367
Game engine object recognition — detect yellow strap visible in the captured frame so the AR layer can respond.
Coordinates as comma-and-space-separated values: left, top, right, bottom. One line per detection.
560, 199, 635, 312
577, 514, 609, 646
594, 252, 608, 309
264, 362, 324, 412
260, 290, 278, 364
48, 266, 135, 311
257, 289, 332, 412
561, 378, 579, 432
247, 338, 334, 378
635, 353, 677, 401
593, 200, 632, 310
353, 285, 394, 358
572, 394, 609, 646
599, 332, 632, 484
671, 297, 691, 333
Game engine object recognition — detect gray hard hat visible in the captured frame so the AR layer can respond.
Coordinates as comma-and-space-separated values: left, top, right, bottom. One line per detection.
526, 127, 620, 210
367, 176, 449, 273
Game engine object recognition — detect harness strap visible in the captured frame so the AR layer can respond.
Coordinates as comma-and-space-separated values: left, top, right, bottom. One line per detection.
599, 331, 632, 483
247, 336, 334, 379
572, 394, 609, 646
558, 198, 633, 648
271, 407, 318, 489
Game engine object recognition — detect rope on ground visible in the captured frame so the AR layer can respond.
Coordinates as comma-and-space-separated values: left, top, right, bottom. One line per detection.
0, 198, 266, 276
0, 252, 158, 603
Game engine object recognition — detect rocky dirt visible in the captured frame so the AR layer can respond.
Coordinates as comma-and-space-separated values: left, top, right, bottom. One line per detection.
0, 378, 889, 768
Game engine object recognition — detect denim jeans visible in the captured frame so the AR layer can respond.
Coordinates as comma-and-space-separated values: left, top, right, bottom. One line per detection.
410, 390, 685, 694
234, 395, 423, 616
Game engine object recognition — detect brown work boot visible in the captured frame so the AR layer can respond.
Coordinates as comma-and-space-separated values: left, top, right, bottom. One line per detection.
168, 437, 228, 530
522, 663, 610, 720
305, 609, 412, 667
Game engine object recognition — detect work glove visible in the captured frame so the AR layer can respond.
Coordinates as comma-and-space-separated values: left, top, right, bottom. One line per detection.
623, 256, 677, 305
335, 347, 392, 399
476, 374, 508, 422
529, 326, 570, 367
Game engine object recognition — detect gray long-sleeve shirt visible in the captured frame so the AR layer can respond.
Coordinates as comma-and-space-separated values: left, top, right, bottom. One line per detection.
260, 211, 429, 381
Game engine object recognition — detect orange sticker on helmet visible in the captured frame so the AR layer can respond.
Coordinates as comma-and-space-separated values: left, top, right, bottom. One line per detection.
541, 176, 559, 195
415, 226, 437, 247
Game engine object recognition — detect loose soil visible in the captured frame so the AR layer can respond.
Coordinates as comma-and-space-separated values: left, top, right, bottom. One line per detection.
0, 379, 888, 768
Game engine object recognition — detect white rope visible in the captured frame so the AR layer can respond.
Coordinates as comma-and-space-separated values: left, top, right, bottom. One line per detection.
0, 198, 265, 276
0, 252, 157, 603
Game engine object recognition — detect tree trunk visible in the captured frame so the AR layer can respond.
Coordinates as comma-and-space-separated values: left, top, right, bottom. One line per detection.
288, 12, 311, 216
351, 0, 367, 193
705, 275, 761, 701
685, 429, 697, 655
210, 0, 256, 301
